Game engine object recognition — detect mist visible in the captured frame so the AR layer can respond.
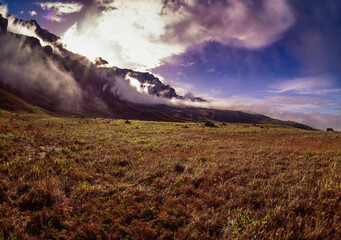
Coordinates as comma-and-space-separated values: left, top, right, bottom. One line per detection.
177, 97, 341, 131
96, 68, 169, 105
0, 33, 82, 111
0, 4, 49, 46
93, 68, 341, 131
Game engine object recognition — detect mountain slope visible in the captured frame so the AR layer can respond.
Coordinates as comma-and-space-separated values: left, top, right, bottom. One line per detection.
0, 14, 315, 130
0, 85, 48, 114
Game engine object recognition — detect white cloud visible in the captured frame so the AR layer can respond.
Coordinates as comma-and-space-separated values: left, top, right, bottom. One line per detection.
161, 0, 295, 49
61, 0, 294, 70
96, 68, 169, 105
38, 2, 83, 15
263, 96, 334, 112
175, 95, 341, 130
29, 10, 37, 16
268, 75, 341, 95
273, 112, 341, 131
36, 2, 83, 22
92, 69, 341, 130
0, 4, 8, 16
268, 96, 328, 106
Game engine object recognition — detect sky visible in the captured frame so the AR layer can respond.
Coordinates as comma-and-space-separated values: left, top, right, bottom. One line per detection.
1, 0, 341, 130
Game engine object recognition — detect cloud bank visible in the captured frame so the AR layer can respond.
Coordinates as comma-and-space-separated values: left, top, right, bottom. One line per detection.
61, 0, 295, 70
96, 68, 170, 105
94, 69, 341, 131
0, 33, 82, 111
174, 95, 341, 131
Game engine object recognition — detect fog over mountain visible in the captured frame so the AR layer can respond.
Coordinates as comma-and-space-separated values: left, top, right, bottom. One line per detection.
0, 2, 340, 130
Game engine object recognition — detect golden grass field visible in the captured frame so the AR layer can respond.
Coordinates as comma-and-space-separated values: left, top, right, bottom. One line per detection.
0, 110, 340, 239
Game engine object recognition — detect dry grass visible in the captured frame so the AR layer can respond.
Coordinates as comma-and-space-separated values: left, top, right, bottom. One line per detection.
0, 110, 340, 239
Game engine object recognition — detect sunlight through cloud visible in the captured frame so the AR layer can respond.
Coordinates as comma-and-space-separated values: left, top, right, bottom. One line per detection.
60, 0, 294, 70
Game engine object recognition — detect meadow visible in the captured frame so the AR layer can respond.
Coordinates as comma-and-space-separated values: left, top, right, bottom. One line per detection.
0, 110, 340, 239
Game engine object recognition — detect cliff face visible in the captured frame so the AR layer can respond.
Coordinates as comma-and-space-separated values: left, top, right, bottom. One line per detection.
108, 67, 178, 99
11, 18, 59, 43
0, 4, 59, 42
109, 67, 206, 102
0, 13, 8, 34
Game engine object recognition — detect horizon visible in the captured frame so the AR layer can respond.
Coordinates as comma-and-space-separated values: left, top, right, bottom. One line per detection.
1, 0, 341, 130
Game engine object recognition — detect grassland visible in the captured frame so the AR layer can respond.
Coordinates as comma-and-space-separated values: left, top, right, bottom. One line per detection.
0, 109, 340, 239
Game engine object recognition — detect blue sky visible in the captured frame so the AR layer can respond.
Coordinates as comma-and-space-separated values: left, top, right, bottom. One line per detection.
153, 1, 341, 113
1, 0, 341, 129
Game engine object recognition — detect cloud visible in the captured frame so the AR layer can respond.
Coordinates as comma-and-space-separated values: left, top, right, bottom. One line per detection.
38, 2, 83, 15
36, 1, 83, 22
61, 0, 184, 70
29, 10, 37, 16
61, 0, 294, 70
273, 112, 341, 131
174, 95, 341, 130
0, 33, 82, 111
96, 68, 169, 105
0, 34, 81, 109
265, 96, 330, 111
268, 75, 341, 95
161, 0, 295, 49
0, 4, 8, 16
93, 69, 341, 130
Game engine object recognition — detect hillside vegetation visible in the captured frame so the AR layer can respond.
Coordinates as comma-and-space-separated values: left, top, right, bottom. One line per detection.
0, 109, 340, 239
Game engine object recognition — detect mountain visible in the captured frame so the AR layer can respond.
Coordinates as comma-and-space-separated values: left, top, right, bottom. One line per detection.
0, 4, 59, 42
0, 13, 315, 130
13, 18, 59, 43
1, 9, 204, 103
107, 67, 205, 102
